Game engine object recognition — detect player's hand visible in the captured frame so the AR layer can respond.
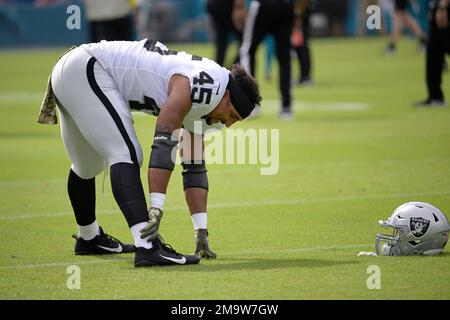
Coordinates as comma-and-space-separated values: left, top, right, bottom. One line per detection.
291, 29, 304, 48
232, 0, 247, 32
194, 229, 217, 259
436, 5, 449, 29
140, 208, 163, 241
197, 246, 217, 259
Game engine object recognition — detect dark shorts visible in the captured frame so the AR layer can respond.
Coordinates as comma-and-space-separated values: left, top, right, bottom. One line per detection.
395, 0, 408, 11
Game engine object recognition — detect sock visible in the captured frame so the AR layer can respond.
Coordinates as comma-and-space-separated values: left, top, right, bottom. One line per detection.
68, 169, 96, 226
150, 192, 166, 211
78, 220, 100, 240
131, 222, 153, 249
191, 212, 207, 230
110, 163, 148, 227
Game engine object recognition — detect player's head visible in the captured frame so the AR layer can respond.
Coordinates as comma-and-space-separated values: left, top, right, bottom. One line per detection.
204, 64, 261, 128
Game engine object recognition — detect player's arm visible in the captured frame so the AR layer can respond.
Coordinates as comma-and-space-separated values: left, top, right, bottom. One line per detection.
436, 0, 449, 29
140, 74, 192, 241
179, 129, 207, 214
148, 74, 192, 194
299, 0, 308, 15
294, 0, 308, 28
179, 129, 216, 258
232, 0, 248, 32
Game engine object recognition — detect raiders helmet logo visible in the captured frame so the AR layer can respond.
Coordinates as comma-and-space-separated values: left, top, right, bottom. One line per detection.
410, 217, 430, 238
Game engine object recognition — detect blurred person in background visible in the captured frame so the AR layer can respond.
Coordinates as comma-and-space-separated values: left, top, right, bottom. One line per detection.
292, 0, 313, 85
319, 0, 349, 36
1, 0, 34, 4
84, 0, 135, 42
235, 0, 294, 120
264, 35, 275, 80
136, 0, 152, 39
416, 0, 450, 107
35, 0, 63, 5
206, 0, 242, 66
386, 0, 427, 53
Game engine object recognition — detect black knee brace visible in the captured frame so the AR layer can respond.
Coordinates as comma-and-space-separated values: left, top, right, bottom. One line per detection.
149, 132, 178, 171
181, 161, 209, 191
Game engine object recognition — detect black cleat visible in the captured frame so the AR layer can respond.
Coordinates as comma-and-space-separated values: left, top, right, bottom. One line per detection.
298, 76, 314, 87
279, 109, 293, 121
72, 227, 135, 255
134, 239, 200, 267
414, 99, 447, 108
385, 43, 396, 55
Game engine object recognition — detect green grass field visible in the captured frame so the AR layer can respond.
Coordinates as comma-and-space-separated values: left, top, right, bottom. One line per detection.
0, 37, 449, 300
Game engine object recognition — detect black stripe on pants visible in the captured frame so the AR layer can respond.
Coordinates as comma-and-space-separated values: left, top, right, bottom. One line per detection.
86, 57, 139, 166
426, 7, 450, 101
86, 57, 147, 227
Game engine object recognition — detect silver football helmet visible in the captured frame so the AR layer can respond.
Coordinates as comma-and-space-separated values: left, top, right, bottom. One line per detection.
376, 202, 450, 256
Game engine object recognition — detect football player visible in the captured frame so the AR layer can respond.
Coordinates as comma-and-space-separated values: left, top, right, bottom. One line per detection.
386, 0, 427, 54
234, 0, 294, 119
415, 0, 450, 107
38, 39, 261, 267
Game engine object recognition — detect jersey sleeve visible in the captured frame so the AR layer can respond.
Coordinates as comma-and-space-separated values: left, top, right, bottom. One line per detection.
161, 49, 230, 133
183, 62, 229, 134
189, 63, 229, 111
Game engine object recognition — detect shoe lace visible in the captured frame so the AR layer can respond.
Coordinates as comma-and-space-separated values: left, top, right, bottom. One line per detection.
102, 232, 124, 246
71, 229, 123, 246
156, 238, 180, 255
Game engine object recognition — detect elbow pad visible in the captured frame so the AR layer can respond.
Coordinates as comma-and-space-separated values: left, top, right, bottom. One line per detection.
149, 132, 178, 171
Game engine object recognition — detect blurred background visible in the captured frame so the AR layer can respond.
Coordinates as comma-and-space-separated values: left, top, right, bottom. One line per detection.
0, 0, 431, 47
1, 0, 450, 300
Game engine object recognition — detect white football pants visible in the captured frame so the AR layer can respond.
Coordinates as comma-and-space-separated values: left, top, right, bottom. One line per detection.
51, 47, 143, 179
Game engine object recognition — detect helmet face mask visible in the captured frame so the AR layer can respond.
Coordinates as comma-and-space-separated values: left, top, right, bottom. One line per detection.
375, 202, 450, 256
375, 223, 410, 256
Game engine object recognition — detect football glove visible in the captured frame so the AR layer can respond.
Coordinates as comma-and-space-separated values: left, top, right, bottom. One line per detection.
194, 229, 217, 259
140, 207, 163, 241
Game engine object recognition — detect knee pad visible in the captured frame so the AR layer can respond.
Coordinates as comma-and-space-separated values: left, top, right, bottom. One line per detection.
181, 161, 208, 191
149, 132, 178, 171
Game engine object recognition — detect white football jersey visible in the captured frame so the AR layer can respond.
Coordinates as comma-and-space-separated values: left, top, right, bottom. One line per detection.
81, 39, 228, 133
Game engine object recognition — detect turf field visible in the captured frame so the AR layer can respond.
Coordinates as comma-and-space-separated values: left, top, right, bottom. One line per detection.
0, 37, 449, 300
